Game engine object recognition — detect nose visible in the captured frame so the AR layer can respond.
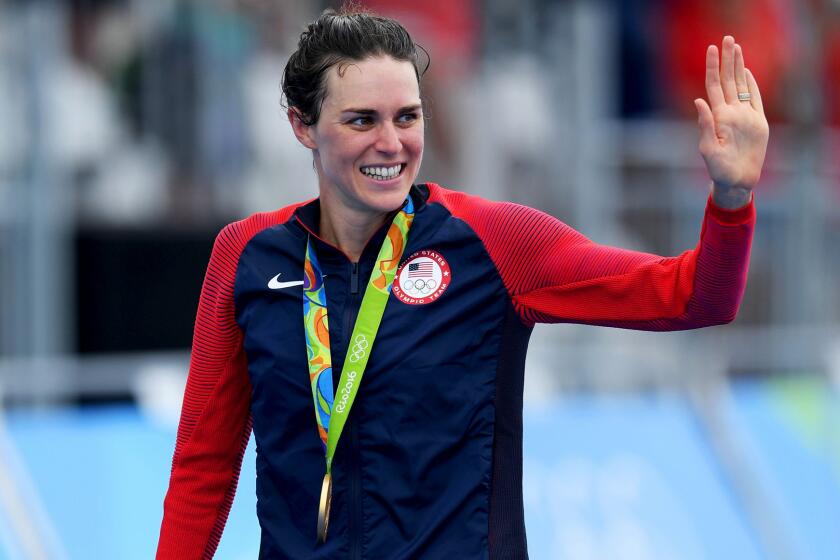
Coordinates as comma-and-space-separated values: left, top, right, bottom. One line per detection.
374, 122, 402, 154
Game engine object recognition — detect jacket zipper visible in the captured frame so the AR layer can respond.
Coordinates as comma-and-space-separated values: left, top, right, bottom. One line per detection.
350, 262, 360, 294
344, 260, 363, 559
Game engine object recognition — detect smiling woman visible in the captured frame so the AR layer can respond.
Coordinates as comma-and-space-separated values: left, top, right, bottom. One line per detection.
156, 6, 768, 560
287, 55, 425, 258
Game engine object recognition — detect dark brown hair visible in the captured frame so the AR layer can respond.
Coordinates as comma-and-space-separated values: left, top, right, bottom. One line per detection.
282, 6, 429, 125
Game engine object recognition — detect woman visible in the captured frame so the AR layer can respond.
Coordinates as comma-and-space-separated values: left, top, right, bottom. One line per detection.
157, 8, 768, 560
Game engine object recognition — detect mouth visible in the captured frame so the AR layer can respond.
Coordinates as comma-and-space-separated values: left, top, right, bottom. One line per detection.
359, 163, 407, 182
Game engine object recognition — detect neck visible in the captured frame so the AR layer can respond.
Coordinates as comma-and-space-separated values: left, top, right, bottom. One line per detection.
319, 197, 389, 263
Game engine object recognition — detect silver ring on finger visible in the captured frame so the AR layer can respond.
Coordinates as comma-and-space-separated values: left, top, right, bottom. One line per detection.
737, 91, 751, 102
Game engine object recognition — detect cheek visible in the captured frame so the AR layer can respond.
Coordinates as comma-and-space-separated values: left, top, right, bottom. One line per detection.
404, 128, 425, 156
322, 135, 362, 168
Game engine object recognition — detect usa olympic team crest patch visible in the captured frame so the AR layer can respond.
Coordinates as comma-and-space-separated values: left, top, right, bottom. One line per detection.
392, 250, 451, 305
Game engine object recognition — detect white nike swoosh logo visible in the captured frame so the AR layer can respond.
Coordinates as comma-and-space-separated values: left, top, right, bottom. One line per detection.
268, 273, 304, 290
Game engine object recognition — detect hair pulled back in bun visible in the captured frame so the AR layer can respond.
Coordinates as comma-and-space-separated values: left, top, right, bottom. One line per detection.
282, 6, 429, 125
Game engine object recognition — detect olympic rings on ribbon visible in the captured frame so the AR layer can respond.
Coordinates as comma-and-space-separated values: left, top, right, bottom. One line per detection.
348, 334, 368, 363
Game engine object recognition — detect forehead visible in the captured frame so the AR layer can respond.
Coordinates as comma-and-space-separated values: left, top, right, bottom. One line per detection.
321, 56, 420, 111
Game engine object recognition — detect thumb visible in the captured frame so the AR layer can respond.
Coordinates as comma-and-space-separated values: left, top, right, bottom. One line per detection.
694, 98, 717, 153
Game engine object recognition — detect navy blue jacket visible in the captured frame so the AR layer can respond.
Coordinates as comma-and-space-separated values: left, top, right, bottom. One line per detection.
158, 183, 755, 559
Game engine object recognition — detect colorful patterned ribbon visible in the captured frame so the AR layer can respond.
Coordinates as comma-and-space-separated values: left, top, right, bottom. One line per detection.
303, 197, 414, 473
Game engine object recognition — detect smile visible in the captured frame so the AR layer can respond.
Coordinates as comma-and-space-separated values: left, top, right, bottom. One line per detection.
359, 163, 405, 181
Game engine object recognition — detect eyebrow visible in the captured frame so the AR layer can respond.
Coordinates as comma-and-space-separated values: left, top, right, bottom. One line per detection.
341, 104, 422, 115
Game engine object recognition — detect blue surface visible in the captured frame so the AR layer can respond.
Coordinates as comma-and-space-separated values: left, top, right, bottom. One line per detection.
523, 393, 763, 560
2, 381, 838, 559
3, 407, 259, 560
729, 376, 840, 560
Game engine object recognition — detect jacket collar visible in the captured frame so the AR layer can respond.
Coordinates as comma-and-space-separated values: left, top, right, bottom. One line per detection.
292, 184, 429, 264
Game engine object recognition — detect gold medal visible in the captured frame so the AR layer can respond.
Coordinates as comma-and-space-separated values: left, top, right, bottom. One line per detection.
317, 473, 332, 542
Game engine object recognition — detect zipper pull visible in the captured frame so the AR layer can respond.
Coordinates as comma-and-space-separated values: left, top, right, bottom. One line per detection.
350, 262, 359, 294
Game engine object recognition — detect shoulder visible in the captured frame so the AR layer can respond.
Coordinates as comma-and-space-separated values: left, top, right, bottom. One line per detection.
212, 199, 312, 261
424, 182, 568, 239
425, 182, 500, 214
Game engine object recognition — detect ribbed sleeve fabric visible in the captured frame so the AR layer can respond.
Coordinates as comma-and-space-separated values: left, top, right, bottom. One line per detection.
427, 183, 754, 329
156, 206, 301, 560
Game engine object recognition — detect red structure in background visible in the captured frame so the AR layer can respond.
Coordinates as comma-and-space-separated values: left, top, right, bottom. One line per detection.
659, 0, 797, 123
359, 0, 478, 77
823, 24, 840, 127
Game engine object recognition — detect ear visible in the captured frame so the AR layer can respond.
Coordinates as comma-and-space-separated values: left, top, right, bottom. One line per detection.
288, 108, 317, 150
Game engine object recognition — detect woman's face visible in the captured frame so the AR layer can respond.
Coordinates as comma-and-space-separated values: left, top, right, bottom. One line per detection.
293, 56, 424, 218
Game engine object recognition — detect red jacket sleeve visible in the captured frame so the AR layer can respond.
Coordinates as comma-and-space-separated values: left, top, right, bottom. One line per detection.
157, 208, 297, 559
429, 184, 755, 330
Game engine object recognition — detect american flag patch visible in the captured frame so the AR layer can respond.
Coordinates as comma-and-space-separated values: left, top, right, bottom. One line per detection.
407, 261, 434, 278
392, 249, 451, 305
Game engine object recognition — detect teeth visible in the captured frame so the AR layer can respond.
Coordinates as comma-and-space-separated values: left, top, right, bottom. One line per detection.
361, 164, 401, 179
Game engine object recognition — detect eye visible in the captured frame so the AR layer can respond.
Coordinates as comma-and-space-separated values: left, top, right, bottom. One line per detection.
348, 116, 374, 127
397, 112, 419, 125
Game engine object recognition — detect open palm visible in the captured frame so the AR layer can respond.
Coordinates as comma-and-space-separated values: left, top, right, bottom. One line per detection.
694, 36, 770, 208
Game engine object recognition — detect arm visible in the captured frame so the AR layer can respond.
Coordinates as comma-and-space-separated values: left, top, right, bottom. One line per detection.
156, 224, 253, 560
435, 188, 753, 330
504, 195, 754, 329
514, 199, 755, 331
440, 36, 766, 328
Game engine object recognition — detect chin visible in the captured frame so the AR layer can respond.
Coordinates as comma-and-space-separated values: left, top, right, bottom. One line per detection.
364, 186, 411, 214
356, 167, 416, 212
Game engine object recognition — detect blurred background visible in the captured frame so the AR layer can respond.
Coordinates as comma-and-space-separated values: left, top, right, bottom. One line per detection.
1, 0, 839, 558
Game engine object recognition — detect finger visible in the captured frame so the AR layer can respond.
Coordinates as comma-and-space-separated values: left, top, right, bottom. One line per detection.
721, 36, 738, 103
694, 98, 718, 153
705, 45, 726, 108
734, 44, 749, 101
745, 68, 765, 113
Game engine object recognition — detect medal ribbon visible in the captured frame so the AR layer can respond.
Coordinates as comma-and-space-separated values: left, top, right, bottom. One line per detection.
303, 197, 414, 473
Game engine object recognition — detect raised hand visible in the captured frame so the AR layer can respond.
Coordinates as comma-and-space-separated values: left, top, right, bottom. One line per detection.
694, 36, 770, 209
